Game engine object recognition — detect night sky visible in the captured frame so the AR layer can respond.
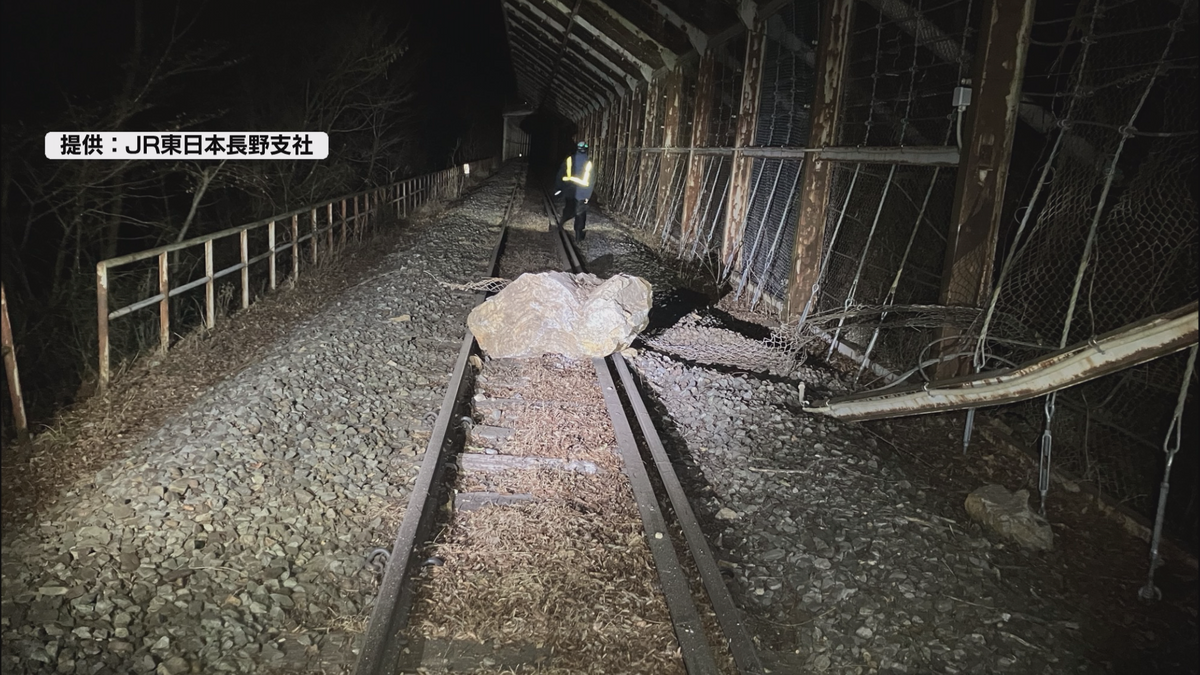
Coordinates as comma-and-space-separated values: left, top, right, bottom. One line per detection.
0, 0, 518, 418
1, 0, 516, 159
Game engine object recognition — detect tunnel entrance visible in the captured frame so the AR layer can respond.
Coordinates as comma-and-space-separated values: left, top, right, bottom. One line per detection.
519, 111, 577, 188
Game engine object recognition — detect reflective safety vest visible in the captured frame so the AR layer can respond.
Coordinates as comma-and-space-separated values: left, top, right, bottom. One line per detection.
564, 155, 593, 187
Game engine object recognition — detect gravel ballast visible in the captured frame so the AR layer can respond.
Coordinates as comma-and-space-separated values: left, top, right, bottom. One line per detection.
0, 165, 522, 675
577, 208, 1198, 675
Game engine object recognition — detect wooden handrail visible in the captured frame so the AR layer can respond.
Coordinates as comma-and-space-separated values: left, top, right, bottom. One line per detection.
96, 158, 498, 392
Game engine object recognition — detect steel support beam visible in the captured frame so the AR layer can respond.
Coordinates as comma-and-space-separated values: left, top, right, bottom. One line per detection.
637, 145, 957, 164
512, 0, 639, 87
808, 303, 1200, 421
539, 0, 584, 109
543, 0, 658, 81
646, 0, 708, 54
937, 0, 1036, 378
587, 0, 680, 68
655, 67, 683, 224
783, 0, 854, 321
620, 89, 639, 206
508, 7, 626, 100
679, 51, 716, 255
720, 20, 766, 273
637, 81, 661, 208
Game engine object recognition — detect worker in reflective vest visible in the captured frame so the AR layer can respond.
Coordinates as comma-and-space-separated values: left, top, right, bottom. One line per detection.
555, 141, 594, 241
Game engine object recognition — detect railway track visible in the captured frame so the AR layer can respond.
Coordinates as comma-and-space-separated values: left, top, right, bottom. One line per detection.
354, 175, 763, 675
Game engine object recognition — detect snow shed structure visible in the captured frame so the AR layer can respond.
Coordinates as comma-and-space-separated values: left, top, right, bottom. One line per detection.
500, 0, 1198, 547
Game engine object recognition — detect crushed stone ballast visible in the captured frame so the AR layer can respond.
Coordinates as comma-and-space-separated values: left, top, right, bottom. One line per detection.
354, 179, 762, 675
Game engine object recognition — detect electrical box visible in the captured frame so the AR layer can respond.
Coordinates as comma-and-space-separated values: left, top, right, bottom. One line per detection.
953, 86, 973, 108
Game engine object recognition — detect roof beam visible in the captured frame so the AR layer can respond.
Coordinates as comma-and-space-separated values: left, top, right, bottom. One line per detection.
539, 0, 585, 109
619, 0, 702, 57
510, 0, 636, 89
566, 0, 672, 72
508, 14, 623, 103
507, 32, 599, 116
517, 0, 651, 83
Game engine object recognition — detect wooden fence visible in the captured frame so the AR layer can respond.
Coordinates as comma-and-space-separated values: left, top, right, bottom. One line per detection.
95, 158, 498, 393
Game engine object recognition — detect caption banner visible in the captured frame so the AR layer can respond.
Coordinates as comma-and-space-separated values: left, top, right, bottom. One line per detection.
45, 132, 329, 159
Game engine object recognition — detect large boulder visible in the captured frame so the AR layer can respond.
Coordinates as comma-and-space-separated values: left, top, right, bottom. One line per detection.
467, 272, 652, 359
964, 484, 1054, 551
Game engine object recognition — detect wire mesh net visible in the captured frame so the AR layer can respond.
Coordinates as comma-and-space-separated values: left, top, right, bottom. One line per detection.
839, 0, 978, 147
731, 1, 818, 309
978, 0, 1199, 541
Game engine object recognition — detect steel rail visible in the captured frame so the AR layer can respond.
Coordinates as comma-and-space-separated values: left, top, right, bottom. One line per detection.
542, 187, 736, 675
354, 178, 520, 675
611, 353, 765, 675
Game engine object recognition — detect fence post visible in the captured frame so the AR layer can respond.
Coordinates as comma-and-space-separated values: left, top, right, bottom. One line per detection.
204, 240, 216, 329
96, 263, 110, 393
354, 195, 361, 241
268, 221, 277, 290
158, 252, 170, 353
327, 202, 335, 252
341, 199, 348, 247
402, 181, 408, 217
310, 209, 318, 265
291, 215, 300, 282
239, 229, 250, 310
2, 284, 30, 443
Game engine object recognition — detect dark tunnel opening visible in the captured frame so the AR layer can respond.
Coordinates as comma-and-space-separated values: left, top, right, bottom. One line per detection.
520, 111, 577, 188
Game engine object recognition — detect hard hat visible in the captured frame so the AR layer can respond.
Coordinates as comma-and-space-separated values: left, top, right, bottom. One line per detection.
576, 141, 589, 151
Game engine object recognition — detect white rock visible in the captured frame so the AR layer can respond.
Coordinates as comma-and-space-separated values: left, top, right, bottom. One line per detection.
467, 272, 651, 359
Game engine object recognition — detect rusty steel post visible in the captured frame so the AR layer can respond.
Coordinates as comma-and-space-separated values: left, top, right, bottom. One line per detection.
936, 0, 1036, 378
622, 89, 640, 210
268, 221, 277, 290
722, 22, 767, 273
655, 68, 683, 227
204, 240, 216, 329
310, 208, 318, 264
239, 229, 250, 310
680, 51, 716, 255
637, 82, 660, 212
784, 0, 854, 321
158, 252, 170, 353
2, 285, 30, 443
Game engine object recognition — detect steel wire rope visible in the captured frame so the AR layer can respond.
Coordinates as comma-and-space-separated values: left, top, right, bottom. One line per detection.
1037, 0, 1188, 516
1140, 344, 1198, 600
825, 163, 899, 360
856, 0, 949, 384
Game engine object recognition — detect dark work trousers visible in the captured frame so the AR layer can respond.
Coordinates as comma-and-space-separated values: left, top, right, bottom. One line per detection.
562, 197, 588, 240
